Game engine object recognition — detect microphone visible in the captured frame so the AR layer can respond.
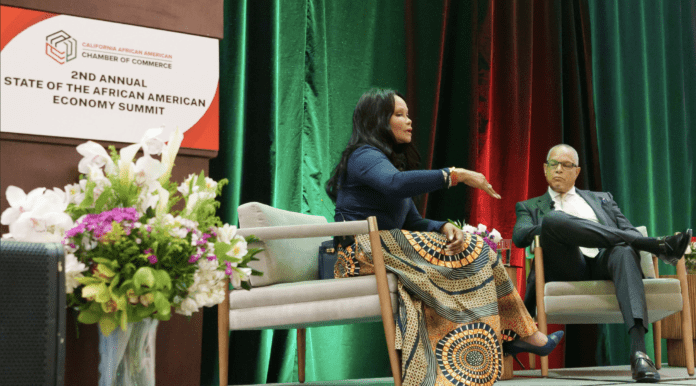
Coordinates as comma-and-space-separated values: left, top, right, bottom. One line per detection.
549, 200, 555, 210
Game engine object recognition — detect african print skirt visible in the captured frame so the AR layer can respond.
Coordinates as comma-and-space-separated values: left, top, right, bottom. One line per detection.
334, 230, 537, 386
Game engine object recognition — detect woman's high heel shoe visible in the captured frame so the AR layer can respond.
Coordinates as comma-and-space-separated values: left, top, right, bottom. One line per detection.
502, 331, 564, 369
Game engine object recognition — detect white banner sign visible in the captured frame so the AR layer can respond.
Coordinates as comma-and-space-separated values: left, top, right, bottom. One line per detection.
1, 10, 219, 148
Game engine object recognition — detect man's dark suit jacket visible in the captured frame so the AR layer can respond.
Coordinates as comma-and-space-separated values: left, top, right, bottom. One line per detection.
512, 188, 643, 312
512, 189, 641, 250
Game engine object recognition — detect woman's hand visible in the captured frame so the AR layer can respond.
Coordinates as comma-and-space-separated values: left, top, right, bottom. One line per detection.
453, 168, 501, 199
440, 223, 466, 255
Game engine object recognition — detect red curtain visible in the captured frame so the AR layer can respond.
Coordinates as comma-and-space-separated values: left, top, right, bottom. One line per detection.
470, 0, 563, 269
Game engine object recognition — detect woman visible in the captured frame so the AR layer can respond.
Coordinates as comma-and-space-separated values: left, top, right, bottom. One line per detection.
326, 89, 562, 386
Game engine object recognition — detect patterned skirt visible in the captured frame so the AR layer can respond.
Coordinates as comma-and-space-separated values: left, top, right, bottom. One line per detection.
334, 230, 537, 386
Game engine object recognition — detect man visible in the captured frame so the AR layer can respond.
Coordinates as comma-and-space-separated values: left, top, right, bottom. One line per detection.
512, 144, 692, 383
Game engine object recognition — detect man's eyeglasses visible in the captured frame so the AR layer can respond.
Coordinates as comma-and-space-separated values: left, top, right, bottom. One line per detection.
545, 160, 578, 170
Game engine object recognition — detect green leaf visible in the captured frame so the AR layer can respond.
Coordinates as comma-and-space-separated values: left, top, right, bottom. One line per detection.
76, 276, 101, 285
120, 309, 128, 331
77, 307, 101, 324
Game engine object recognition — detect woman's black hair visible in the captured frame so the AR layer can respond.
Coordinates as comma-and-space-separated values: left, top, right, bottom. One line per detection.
326, 88, 421, 201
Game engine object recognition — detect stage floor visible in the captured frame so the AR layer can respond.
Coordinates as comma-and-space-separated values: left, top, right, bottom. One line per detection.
237, 366, 695, 385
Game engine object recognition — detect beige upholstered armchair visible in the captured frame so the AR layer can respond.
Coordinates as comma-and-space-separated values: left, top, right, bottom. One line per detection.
217, 202, 402, 386
531, 226, 694, 377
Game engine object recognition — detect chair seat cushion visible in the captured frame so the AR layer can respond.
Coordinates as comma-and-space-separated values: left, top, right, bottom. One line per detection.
229, 273, 398, 330
544, 278, 681, 296
544, 278, 683, 324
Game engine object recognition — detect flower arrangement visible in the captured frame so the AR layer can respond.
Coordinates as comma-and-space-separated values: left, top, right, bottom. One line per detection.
685, 237, 696, 275
447, 219, 503, 252
1, 128, 260, 336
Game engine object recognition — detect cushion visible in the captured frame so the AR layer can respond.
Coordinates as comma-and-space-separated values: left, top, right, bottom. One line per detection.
238, 202, 331, 287
635, 226, 657, 278
544, 278, 682, 324
229, 274, 399, 330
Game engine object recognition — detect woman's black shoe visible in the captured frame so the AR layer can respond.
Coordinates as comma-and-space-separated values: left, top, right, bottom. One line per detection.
502, 331, 564, 369
657, 229, 692, 266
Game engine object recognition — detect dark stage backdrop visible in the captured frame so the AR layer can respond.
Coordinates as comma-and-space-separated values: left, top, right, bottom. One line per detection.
203, 0, 696, 383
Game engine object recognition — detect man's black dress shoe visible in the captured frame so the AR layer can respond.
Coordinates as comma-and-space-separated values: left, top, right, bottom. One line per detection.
631, 351, 660, 383
657, 228, 692, 266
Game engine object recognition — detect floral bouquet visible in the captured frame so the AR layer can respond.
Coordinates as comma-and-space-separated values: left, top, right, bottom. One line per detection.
1, 128, 260, 337
685, 237, 696, 275
447, 219, 503, 253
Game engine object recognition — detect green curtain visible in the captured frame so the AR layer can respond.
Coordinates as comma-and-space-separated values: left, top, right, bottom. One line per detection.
209, 0, 410, 383
588, 0, 696, 365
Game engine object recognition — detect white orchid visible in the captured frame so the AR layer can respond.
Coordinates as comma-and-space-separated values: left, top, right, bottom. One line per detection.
489, 229, 502, 243
64, 183, 84, 205
134, 154, 166, 186
140, 127, 165, 156
462, 224, 478, 234
2, 187, 73, 242
76, 141, 115, 175
216, 224, 238, 244
477, 223, 487, 233
1, 186, 46, 226
65, 253, 88, 294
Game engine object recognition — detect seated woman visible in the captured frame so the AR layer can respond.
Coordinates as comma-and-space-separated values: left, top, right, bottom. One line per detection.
326, 88, 563, 386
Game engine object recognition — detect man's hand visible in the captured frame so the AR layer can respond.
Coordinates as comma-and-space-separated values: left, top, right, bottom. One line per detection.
440, 223, 466, 255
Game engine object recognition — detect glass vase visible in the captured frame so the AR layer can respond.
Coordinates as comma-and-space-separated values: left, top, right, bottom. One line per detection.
98, 318, 159, 386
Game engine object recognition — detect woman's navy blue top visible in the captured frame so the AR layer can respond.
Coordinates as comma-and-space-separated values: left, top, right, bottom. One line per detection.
334, 145, 449, 232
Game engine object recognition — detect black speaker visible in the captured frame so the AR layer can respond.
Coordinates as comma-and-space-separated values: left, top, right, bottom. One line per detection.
0, 240, 66, 386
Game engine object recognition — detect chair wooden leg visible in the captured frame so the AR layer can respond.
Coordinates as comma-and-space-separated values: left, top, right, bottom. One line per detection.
676, 259, 695, 376
529, 353, 536, 370
297, 328, 306, 383
218, 278, 230, 386
534, 236, 549, 377
368, 217, 402, 386
653, 320, 661, 369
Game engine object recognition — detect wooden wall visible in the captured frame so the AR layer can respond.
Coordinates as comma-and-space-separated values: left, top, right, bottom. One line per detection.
0, 0, 224, 38
0, 1, 222, 384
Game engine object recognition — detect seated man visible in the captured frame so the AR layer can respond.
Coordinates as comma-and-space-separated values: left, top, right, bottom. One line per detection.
512, 144, 691, 383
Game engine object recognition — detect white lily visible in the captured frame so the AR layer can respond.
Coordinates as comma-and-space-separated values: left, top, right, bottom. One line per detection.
76, 141, 115, 175
159, 127, 184, 186
477, 223, 488, 233
226, 236, 248, 259
230, 267, 252, 289
155, 187, 170, 217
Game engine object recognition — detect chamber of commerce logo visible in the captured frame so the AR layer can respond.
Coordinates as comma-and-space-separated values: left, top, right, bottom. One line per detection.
46, 30, 77, 64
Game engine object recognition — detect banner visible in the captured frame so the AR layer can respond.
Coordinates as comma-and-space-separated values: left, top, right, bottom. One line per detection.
0, 6, 219, 150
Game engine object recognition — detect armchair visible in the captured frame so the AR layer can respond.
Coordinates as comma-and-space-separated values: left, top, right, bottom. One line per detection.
531, 226, 694, 377
217, 202, 401, 386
